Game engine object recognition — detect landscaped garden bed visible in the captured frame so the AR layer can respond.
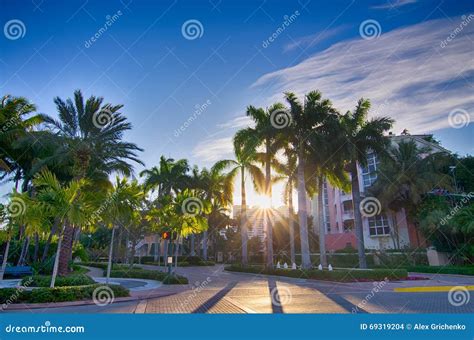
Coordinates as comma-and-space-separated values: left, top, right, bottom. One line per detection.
0, 284, 129, 304
21, 274, 95, 287
109, 269, 188, 284
79, 262, 189, 284
225, 264, 408, 282
404, 265, 474, 276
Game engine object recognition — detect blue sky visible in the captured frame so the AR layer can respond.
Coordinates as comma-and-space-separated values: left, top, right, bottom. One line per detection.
1, 0, 473, 204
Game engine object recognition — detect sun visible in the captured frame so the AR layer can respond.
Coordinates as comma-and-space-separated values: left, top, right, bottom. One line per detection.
251, 194, 272, 209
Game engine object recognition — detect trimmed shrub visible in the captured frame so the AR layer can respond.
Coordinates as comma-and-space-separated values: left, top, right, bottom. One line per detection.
108, 269, 188, 284
78, 262, 136, 270
404, 265, 474, 276
225, 264, 407, 281
21, 274, 95, 287
0, 284, 129, 304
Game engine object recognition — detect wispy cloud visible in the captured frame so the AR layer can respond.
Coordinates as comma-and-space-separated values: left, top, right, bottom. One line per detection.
284, 25, 349, 52
217, 115, 253, 129
371, 0, 418, 10
251, 15, 474, 134
192, 136, 234, 162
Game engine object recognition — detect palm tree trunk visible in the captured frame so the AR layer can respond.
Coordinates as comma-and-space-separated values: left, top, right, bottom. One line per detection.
202, 231, 208, 260
265, 141, 274, 269
297, 144, 311, 269
190, 234, 196, 256
350, 164, 367, 269
42, 218, 59, 262
318, 177, 328, 267
33, 233, 40, 262
58, 224, 74, 275
288, 183, 296, 265
50, 226, 65, 288
0, 239, 11, 280
17, 236, 29, 266
106, 227, 116, 284
154, 234, 160, 261
241, 167, 248, 265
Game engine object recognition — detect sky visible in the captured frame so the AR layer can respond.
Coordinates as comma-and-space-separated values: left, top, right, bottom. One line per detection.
1, 0, 473, 207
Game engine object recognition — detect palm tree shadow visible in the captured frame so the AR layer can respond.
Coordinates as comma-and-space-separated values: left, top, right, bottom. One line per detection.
268, 279, 284, 314
192, 282, 237, 313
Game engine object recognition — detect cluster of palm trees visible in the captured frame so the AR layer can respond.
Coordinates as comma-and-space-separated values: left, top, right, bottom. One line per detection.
221, 91, 394, 269
4, 87, 459, 280
0, 90, 234, 285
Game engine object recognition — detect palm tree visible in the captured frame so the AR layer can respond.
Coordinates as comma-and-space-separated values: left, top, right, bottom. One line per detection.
369, 140, 451, 247
32, 170, 90, 286
99, 177, 145, 281
140, 156, 190, 197
283, 91, 339, 269
214, 139, 265, 265
236, 104, 286, 269
272, 147, 298, 264
339, 98, 393, 268
39, 90, 143, 275
195, 166, 233, 260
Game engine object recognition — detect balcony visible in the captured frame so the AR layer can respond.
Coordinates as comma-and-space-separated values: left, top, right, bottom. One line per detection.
341, 193, 352, 202
342, 210, 354, 221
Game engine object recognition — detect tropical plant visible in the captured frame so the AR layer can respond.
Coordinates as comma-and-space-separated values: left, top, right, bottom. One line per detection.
37, 90, 143, 275
338, 98, 393, 268
283, 91, 340, 269
213, 139, 265, 265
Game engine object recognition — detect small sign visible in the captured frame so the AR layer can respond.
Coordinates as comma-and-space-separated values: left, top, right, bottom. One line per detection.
167, 256, 173, 264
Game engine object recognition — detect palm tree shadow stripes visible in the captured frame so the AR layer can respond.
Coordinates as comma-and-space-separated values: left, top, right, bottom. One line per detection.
191, 282, 238, 313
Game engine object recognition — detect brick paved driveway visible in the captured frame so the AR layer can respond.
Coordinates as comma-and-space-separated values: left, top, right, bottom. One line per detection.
7, 265, 474, 313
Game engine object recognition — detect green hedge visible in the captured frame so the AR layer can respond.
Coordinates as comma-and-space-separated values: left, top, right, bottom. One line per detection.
0, 284, 129, 304
78, 262, 136, 270
143, 260, 215, 267
21, 274, 95, 287
108, 269, 188, 284
404, 265, 474, 276
225, 265, 407, 282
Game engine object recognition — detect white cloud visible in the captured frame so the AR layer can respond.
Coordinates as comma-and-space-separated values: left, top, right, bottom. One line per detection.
371, 0, 418, 10
284, 26, 348, 52
192, 136, 234, 162
217, 115, 254, 129
251, 16, 474, 134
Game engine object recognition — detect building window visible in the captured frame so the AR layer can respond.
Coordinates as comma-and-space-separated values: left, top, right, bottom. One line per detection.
368, 215, 390, 236
362, 152, 378, 188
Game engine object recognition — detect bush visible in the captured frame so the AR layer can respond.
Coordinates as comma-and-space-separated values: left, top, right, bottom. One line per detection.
108, 269, 188, 284
225, 264, 407, 282
78, 262, 135, 270
22, 274, 95, 287
0, 284, 129, 304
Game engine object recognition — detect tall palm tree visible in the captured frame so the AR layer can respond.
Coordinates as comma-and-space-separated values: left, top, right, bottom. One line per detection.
283, 91, 339, 269
39, 90, 143, 275
339, 98, 393, 268
272, 147, 298, 264
236, 104, 286, 268
214, 139, 264, 265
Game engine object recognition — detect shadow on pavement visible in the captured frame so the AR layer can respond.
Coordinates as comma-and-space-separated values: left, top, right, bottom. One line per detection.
192, 282, 237, 313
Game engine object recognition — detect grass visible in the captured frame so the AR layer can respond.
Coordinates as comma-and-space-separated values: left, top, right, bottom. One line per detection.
225, 264, 408, 282
404, 265, 474, 276
0, 284, 129, 304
